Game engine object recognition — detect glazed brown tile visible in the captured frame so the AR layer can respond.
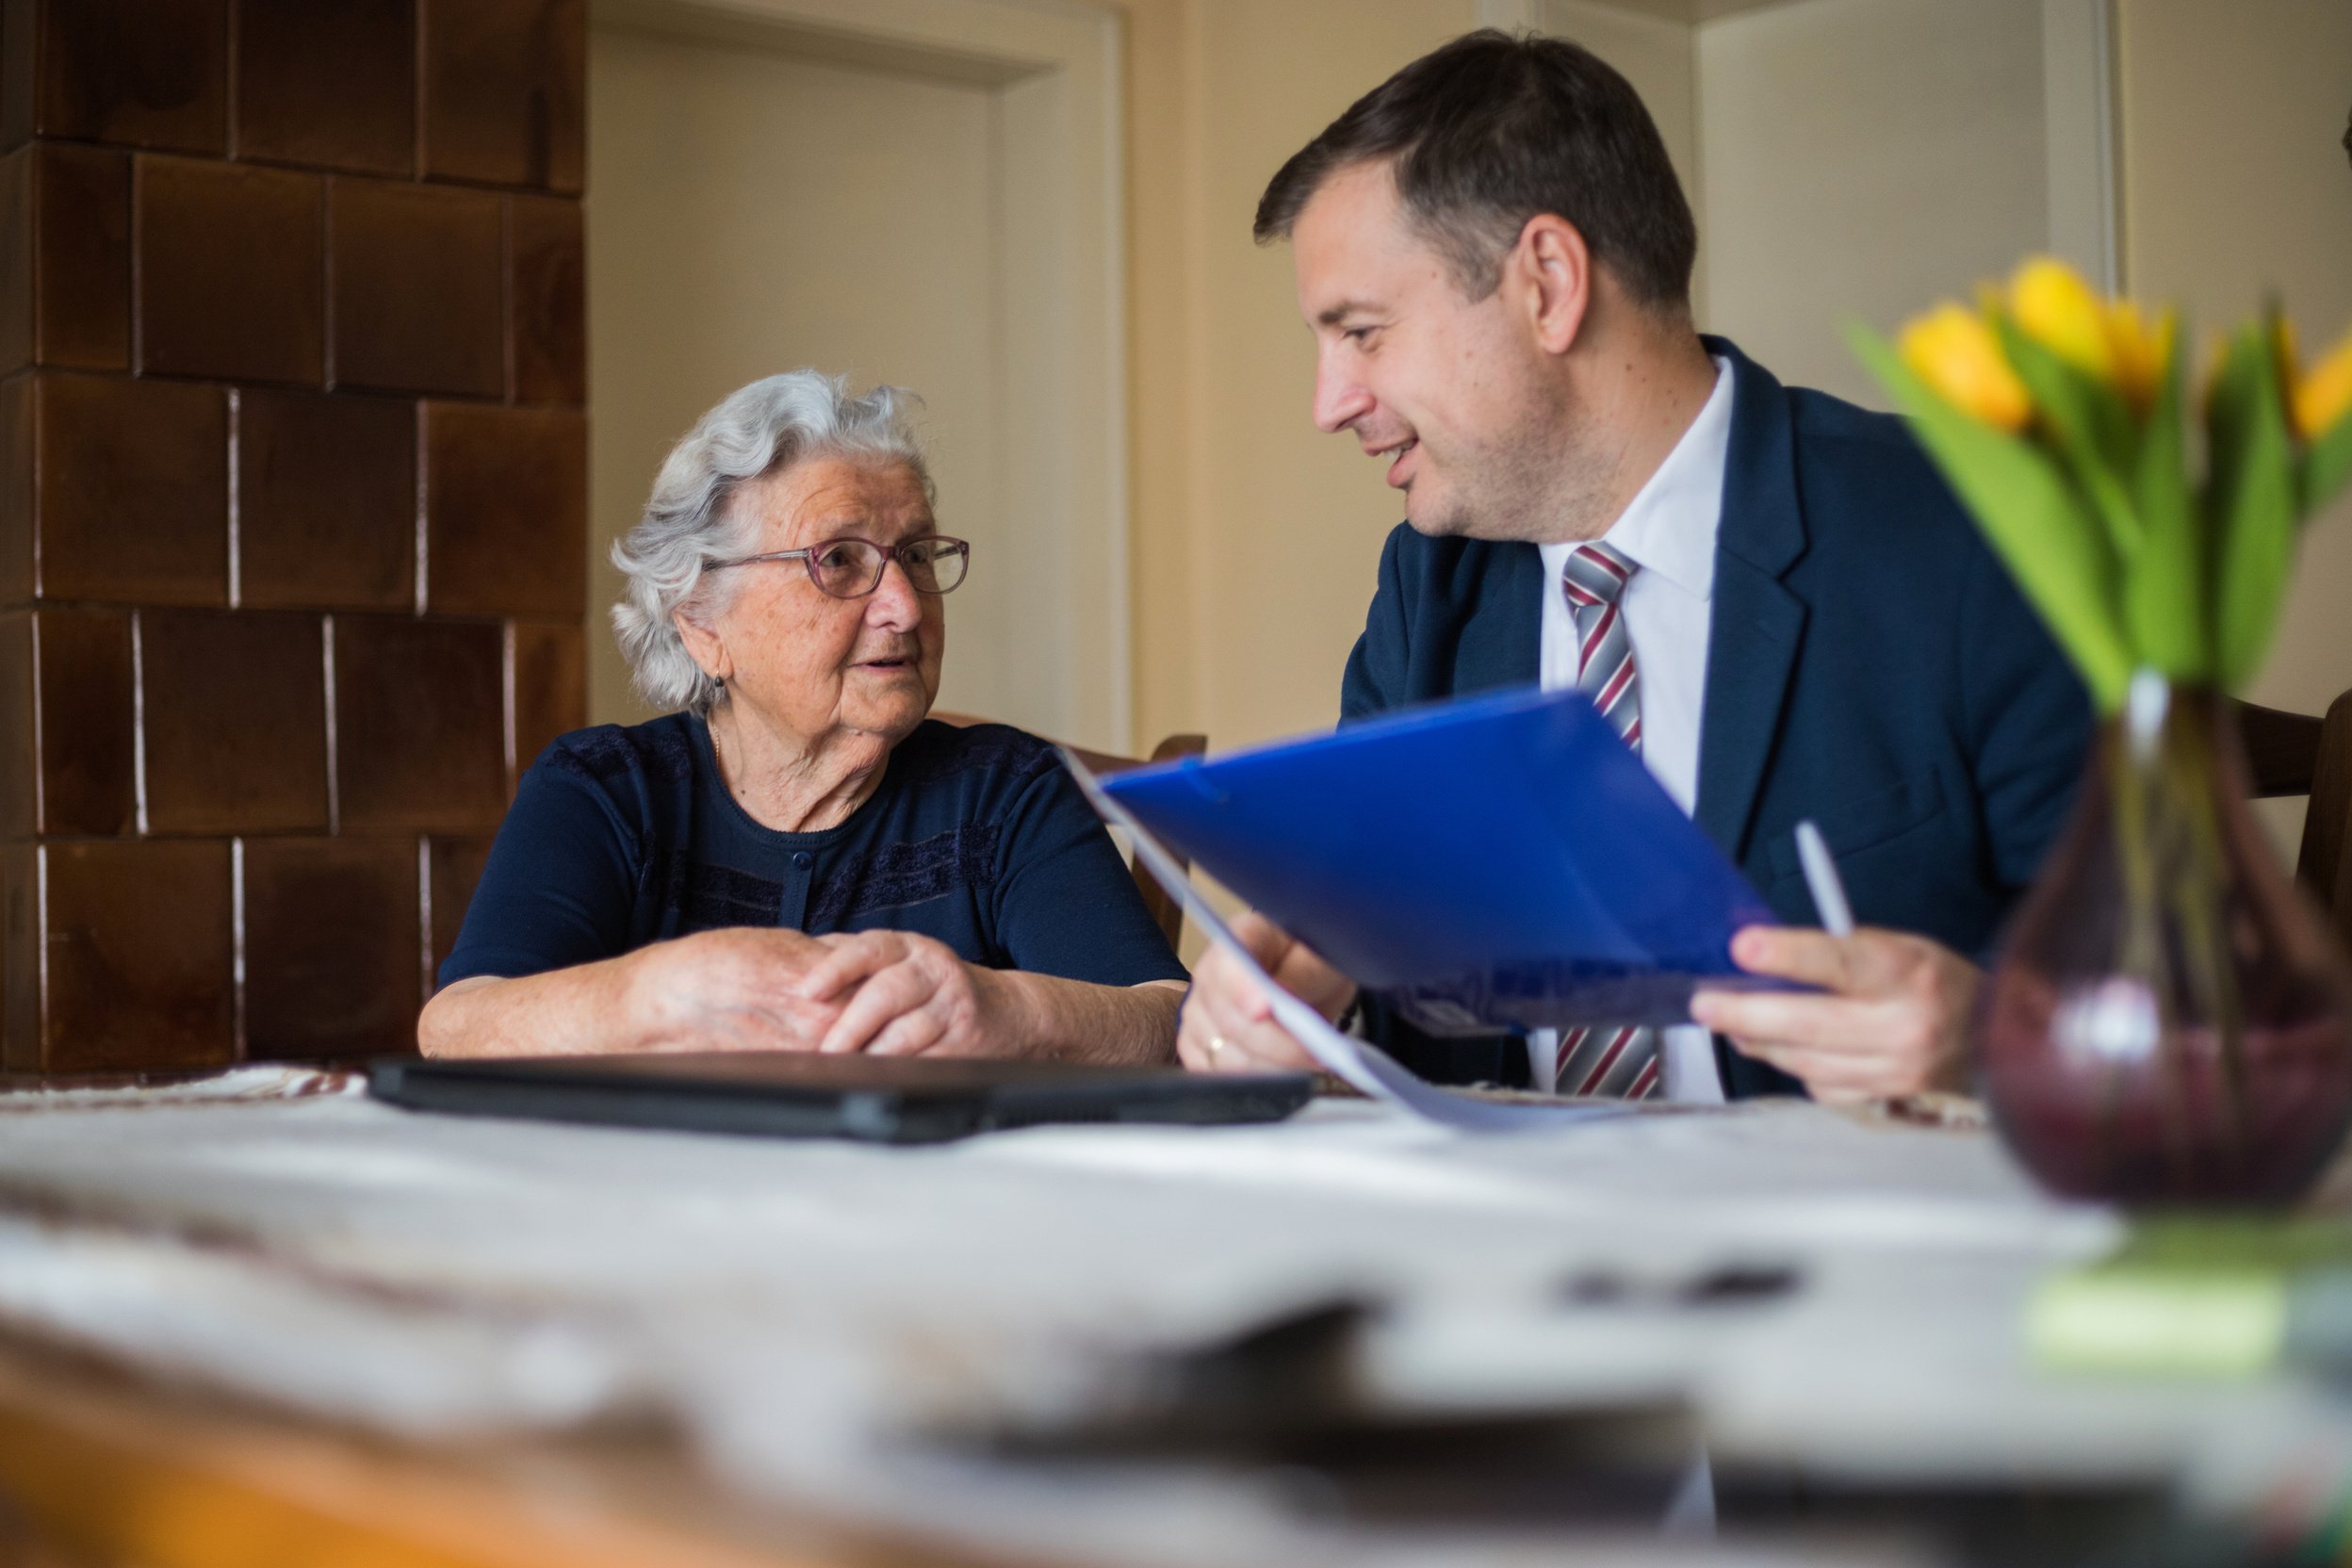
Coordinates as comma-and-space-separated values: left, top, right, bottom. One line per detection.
40, 838, 235, 1071
509, 619, 582, 783
140, 610, 327, 835
236, 0, 415, 176
509, 193, 583, 405
0, 606, 128, 841
420, 0, 582, 192
30, 143, 134, 371
422, 402, 584, 617
0, 146, 133, 376
0, 373, 26, 605
35, 0, 229, 155
427, 834, 491, 978
0, 152, 24, 373
330, 176, 501, 397
243, 836, 420, 1059
33, 607, 135, 837
138, 155, 323, 386
238, 388, 415, 612
37, 144, 135, 370
0, 2, 32, 151
0, 612, 25, 836
36, 372, 228, 605
334, 614, 506, 832
2, 842, 35, 1069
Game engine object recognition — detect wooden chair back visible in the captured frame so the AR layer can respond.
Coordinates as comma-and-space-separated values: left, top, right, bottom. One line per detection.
928, 713, 1206, 951
2234, 692, 2352, 952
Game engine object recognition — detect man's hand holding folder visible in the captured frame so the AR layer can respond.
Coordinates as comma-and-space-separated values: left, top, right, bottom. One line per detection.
1102, 688, 1982, 1106
1182, 916, 1976, 1103
1690, 927, 1977, 1102
1178, 911, 1359, 1075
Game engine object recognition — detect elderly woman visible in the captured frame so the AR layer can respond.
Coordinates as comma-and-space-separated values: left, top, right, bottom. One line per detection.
419, 372, 1187, 1062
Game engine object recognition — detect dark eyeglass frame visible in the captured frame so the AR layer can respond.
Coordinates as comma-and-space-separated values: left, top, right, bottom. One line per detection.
705, 535, 972, 599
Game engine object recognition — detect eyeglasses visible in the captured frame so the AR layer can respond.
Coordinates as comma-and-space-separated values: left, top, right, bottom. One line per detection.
706, 536, 971, 599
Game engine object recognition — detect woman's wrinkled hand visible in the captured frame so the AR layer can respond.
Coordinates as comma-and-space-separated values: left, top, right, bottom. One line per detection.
629, 926, 849, 1052
794, 930, 1013, 1056
1176, 912, 1356, 1074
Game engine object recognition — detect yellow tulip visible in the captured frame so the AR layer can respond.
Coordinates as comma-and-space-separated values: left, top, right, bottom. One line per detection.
2294, 322, 2352, 441
2010, 256, 2115, 382
1900, 303, 2033, 431
2106, 300, 2175, 414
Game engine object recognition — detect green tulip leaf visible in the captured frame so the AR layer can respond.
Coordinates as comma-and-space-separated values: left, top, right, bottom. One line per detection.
2208, 322, 2298, 693
1994, 315, 2144, 566
1852, 325, 2132, 710
2123, 323, 2208, 681
2307, 401, 2352, 513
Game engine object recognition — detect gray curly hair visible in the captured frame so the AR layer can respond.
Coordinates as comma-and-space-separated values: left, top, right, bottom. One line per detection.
611, 370, 933, 713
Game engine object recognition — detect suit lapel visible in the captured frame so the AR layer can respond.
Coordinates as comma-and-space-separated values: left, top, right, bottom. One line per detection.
1456, 541, 1544, 695
1694, 341, 1809, 861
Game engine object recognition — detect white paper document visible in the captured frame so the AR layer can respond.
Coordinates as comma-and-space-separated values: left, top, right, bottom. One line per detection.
1063, 751, 1625, 1133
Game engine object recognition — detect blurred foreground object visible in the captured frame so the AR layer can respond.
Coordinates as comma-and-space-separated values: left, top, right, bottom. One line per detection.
1857, 260, 2352, 1204
2030, 1217, 2352, 1380
0, 1075, 2323, 1565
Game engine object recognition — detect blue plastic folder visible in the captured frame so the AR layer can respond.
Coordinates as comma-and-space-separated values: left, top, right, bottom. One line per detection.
1100, 686, 1785, 1034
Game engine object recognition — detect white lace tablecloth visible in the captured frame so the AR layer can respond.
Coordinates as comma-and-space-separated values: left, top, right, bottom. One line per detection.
0, 1071, 2329, 1565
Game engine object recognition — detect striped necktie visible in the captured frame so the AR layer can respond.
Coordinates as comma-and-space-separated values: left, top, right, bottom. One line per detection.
1555, 542, 1662, 1101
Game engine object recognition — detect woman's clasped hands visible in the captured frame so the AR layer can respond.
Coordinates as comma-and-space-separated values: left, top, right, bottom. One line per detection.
631, 925, 1014, 1057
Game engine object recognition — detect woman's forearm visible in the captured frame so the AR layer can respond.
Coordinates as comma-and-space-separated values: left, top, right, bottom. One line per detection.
420, 928, 842, 1058
416, 953, 661, 1059
419, 933, 1184, 1064
428, 965, 1184, 1063
980, 972, 1185, 1065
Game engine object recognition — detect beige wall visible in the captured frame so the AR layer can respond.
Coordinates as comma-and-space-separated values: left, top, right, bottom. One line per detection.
1122, 0, 2352, 771
2116, 0, 2352, 728
585, 28, 1005, 728
581, 2, 2352, 770
1117, 0, 2066, 755
1695, 0, 2049, 407
1537, 0, 1711, 329
1119, 0, 1482, 754
585, 4, 1131, 751
1118, 0, 2057, 751
1539, 1, 1703, 212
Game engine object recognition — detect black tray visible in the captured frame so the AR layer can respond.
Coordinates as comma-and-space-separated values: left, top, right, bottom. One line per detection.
368, 1052, 1315, 1145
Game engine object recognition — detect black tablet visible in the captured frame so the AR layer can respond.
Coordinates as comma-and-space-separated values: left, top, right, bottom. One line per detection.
368, 1053, 1315, 1145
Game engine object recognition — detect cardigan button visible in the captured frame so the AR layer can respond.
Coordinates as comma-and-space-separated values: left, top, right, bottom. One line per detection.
792, 851, 813, 871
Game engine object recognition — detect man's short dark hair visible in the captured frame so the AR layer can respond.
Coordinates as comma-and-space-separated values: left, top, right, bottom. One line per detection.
1254, 29, 1697, 311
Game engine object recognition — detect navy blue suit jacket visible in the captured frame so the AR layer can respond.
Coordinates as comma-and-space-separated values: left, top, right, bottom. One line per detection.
1340, 339, 2093, 1098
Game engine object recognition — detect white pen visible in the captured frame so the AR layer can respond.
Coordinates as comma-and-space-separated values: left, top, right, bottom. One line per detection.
1794, 819, 1855, 938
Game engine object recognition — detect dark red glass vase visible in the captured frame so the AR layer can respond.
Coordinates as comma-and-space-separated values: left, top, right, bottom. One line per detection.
1980, 679, 2352, 1204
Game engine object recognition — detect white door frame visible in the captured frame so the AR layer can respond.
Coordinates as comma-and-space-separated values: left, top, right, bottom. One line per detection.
2039, 0, 2120, 291
590, 0, 1133, 750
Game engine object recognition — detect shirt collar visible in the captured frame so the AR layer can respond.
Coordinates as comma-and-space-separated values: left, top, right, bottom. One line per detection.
1541, 354, 1732, 602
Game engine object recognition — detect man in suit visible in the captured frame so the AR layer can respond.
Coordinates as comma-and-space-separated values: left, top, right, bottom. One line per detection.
1179, 30, 2092, 1102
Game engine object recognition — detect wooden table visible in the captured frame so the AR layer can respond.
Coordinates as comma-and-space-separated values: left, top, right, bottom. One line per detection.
0, 1336, 956, 1568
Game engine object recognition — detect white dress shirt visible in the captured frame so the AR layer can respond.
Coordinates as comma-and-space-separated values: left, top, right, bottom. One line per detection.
1529, 356, 1735, 1102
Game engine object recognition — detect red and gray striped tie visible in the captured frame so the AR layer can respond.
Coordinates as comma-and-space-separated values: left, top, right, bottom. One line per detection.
1555, 542, 1662, 1101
